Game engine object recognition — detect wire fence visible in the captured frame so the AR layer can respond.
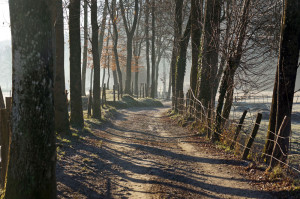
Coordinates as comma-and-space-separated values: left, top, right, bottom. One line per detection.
173, 89, 300, 175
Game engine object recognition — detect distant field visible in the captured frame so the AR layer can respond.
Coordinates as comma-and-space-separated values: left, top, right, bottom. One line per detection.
229, 94, 300, 170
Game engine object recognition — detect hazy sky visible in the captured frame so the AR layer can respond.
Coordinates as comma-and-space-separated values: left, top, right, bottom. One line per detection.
0, 0, 10, 42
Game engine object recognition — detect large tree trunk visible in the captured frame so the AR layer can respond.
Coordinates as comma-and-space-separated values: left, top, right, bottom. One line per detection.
150, 0, 156, 98
268, 0, 300, 167
91, 0, 101, 119
54, 0, 70, 134
5, 0, 56, 197
190, 0, 203, 93
81, 0, 88, 96
69, 0, 84, 128
171, 0, 183, 107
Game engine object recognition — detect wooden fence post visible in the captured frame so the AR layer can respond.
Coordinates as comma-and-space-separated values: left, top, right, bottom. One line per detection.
242, 113, 262, 160
230, 110, 247, 150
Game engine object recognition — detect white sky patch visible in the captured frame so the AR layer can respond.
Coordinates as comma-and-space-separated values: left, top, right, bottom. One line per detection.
0, 0, 11, 41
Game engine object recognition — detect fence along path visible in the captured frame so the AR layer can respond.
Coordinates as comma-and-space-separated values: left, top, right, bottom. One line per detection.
173, 88, 300, 174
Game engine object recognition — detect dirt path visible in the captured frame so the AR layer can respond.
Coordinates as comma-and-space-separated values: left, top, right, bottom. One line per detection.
57, 103, 271, 198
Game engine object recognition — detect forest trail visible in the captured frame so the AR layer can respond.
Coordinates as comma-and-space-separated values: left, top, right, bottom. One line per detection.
57, 103, 271, 199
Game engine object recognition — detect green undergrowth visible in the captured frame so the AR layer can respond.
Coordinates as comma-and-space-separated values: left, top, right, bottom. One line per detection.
106, 95, 163, 109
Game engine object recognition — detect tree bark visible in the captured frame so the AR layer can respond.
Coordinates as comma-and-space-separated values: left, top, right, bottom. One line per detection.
91, 0, 101, 119
150, 0, 156, 98
269, 0, 300, 166
212, 0, 251, 142
69, 0, 84, 128
98, 2, 108, 68
107, 0, 123, 94
175, 16, 191, 95
197, 0, 221, 109
190, 0, 203, 93
5, 0, 56, 197
171, 0, 183, 107
81, 0, 88, 96
145, 0, 150, 97
120, 0, 139, 94
263, 69, 278, 162
54, 0, 70, 134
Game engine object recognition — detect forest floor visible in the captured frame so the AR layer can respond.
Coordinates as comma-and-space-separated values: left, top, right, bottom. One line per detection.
57, 102, 275, 199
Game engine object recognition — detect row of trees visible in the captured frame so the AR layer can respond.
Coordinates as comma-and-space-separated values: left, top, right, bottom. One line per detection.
2, 0, 175, 197
170, 0, 299, 170
2, 0, 299, 197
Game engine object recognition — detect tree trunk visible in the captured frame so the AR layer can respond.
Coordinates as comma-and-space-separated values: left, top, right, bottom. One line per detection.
154, 42, 163, 98
81, 0, 88, 96
190, 0, 203, 93
107, 55, 110, 90
69, 0, 84, 128
135, 59, 139, 96
171, 0, 183, 107
212, 0, 251, 142
102, 66, 106, 89
212, 0, 232, 100
120, 0, 139, 94
54, 0, 70, 134
167, 66, 172, 100
145, 0, 150, 97
221, 76, 234, 126
112, 70, 118, 86
263, 69, 278, 163
125, 35, 134, 94
98, 2, 108, 69
5, 1, 56, 197
107, 0, 123, 95
150, 0, 156, 98
269, 0, 300, 166
91, 0, 101, 119
102, 31, 109, 89
197, 0, 221, 110
175, 16, 191, 108
90, 67, 94, 91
